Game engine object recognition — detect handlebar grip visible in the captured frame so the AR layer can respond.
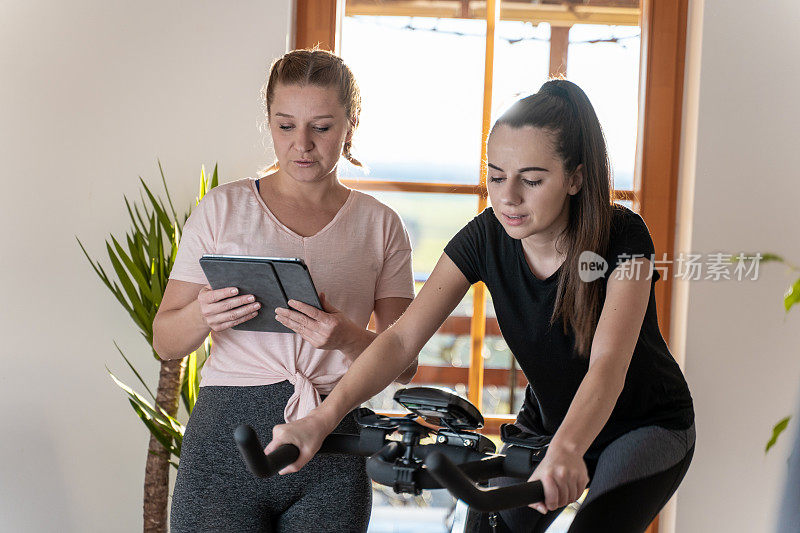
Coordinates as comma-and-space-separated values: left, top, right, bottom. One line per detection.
320, 433, 369, 456
458, 456, 506, 483
234, 424, 300, 478
424, 452, 545, 512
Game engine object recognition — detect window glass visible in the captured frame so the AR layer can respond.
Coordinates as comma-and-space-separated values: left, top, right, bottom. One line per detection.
340, 17, 487, 184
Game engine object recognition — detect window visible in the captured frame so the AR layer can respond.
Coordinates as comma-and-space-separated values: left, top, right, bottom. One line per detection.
294, 1, 688, 531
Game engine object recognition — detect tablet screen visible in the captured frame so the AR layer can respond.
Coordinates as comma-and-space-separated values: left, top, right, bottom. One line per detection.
199, 255, 321, 333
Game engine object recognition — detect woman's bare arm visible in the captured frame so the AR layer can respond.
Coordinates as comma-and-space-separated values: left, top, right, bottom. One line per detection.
372, 296, 416, 383
152, 279, 259, 359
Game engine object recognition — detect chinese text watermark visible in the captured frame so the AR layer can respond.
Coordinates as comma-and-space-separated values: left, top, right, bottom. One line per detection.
578, 252, 763, 283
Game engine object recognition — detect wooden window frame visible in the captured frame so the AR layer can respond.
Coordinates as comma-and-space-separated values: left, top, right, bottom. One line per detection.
292, 2, 688, 529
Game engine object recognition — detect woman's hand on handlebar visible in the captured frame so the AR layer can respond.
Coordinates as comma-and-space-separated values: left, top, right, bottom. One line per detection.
527, 444, 589, 514
264, 411, 336, 475
198, 285, 261, 332
274, 293, 365, 355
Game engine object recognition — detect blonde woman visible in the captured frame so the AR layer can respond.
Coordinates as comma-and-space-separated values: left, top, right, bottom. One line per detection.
153, 49, 415, 532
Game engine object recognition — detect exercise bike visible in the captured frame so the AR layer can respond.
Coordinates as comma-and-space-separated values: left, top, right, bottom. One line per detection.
234, 386, 548, 514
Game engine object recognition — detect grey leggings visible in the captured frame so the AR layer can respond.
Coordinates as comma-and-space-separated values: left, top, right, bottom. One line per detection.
170, 382, 372, 533
474, 423, 696, 533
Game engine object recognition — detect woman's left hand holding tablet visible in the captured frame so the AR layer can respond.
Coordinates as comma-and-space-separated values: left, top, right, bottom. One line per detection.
274, 293, 364, 354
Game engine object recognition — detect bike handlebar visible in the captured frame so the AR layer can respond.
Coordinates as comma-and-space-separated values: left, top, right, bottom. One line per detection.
424, 452, 545, 512
233, 423, 546, 511
234, 425, 299, 478
234, 425, 373, 478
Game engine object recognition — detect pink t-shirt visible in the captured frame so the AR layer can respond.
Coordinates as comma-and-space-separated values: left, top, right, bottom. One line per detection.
169, 177, 414, 422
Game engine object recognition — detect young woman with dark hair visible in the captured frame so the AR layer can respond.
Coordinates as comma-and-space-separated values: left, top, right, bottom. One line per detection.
267, 79, 695, 533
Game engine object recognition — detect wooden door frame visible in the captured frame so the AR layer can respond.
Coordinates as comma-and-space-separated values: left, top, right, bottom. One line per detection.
293, 0, 341, 52
636, 0, 689, 343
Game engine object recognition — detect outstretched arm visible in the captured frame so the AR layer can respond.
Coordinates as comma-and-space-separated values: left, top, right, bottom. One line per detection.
264, 253, 471, 473
372, 296, 417, 383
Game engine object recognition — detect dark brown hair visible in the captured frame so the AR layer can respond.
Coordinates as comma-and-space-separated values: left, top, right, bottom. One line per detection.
492, 78, 619, 357
261, 48, 362, 172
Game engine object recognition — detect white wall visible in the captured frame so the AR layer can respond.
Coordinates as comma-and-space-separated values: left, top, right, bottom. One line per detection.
0, 1, 290, 530
671, 1, 800, 532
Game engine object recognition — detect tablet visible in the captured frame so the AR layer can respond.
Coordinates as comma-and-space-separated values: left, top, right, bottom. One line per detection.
199, 254, 322, 333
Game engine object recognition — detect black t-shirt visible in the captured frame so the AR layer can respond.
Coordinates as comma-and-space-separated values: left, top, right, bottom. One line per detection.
444, 205, 694, 459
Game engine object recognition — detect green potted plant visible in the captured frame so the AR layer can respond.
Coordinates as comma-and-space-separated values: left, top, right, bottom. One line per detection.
78, 162, 218, 533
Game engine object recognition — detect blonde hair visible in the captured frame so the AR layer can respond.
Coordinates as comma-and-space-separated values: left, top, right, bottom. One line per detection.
261, 48, 362, 174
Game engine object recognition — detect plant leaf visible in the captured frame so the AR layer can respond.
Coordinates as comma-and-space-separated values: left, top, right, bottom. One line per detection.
765, 415, 792, 453
76, 237, 116, 292
150, 225, 164, 304
181, 340, 208, 415
111, 235, 152, 305
145, 213, 163, 303
157, 159, 179, 225
127, 232, 149, 282
78, 238, 135, 315
210, 163, 219, 190
759, 253, 785, 264
106, 241, 149, 331
198, 165, 207, 202
130, 399, 178, 456
188, 349, 200, 410
113, 342, 156, 402
123, 196, 145, 236
108, 369, 183, 438
186, 351, 196, 412
140, 177, 172, 232
83, 241, 134, 317
133, 202, 149, 235
784, 278, 800, 313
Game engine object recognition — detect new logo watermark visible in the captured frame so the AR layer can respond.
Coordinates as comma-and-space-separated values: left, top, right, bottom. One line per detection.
579, 251, 608, 282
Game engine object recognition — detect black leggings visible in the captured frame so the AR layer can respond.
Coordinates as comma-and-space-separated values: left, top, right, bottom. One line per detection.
170, 382, 371, 533
470, 423, 695, 533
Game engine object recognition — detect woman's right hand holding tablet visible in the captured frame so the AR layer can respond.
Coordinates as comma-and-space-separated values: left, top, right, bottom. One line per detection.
197, 285, 262, 332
